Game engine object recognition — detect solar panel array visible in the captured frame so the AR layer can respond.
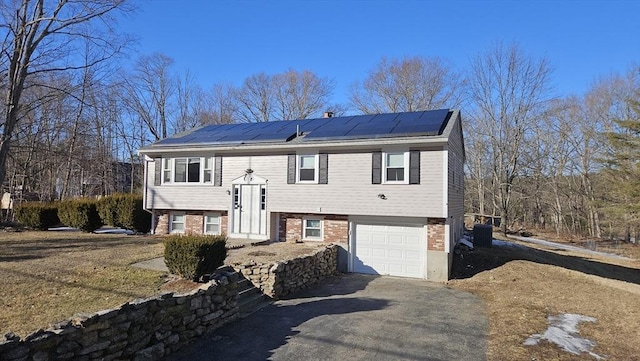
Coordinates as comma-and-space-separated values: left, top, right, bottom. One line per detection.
153, 109, 451, 146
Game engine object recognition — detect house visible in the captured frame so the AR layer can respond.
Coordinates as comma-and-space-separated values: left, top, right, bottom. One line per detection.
138, 109, 465, 281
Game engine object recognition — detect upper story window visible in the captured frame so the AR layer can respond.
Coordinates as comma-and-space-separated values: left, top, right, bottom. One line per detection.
297, 154, 318, 182
372, 150, 419, 185
383, 152, 409, 184
162, 157, 213, 184
385, 153, 406, 182
287, 153, 327, 185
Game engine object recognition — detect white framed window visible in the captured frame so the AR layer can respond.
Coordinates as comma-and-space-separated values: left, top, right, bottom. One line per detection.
297, 154, 318, 183
162, 157, 213, 184
203, 157, 213, 183
169, 212, 185, 233
383, 151, 409, 184
303, 217, 323, 240
163, 158, 172, 183
204, 213, 220, 235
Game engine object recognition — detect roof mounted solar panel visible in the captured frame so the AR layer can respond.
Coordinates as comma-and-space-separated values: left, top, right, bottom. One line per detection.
149, 109, 452, 147
302, 121, 358, 140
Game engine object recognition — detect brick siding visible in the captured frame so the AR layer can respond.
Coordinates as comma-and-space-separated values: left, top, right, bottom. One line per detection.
427, 218, 446, 251
279, 213, 348, 244
153, 210, 228, 236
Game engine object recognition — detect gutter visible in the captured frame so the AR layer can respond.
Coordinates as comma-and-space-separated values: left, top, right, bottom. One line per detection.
137, 135, 450, 156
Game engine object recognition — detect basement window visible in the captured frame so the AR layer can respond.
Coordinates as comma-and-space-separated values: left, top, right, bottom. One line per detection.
303, 217, 323, 240
170, 212, 185, 234
204, 213, 220, 235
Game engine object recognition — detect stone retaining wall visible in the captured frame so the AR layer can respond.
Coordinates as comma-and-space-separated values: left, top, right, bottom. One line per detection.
234, 244, 338, 299
0, 269, 240, 361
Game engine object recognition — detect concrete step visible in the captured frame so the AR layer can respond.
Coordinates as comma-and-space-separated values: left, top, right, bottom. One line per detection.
238, 293, 272, 318
237, 278, 255, 293
238, 285, 262, 299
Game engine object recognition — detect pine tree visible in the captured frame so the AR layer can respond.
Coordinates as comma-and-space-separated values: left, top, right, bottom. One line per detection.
604, 87, 640, 241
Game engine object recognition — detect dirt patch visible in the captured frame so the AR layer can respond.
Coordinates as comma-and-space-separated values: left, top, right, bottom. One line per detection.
449, 238, 640, 360
226, 241, 322, 265
160, 276, 201, 294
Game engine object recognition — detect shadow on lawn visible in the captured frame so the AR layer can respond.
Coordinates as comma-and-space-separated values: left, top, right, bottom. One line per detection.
0, 232, 161, 260
0, 264, 159, 299
451, 241, 640, 285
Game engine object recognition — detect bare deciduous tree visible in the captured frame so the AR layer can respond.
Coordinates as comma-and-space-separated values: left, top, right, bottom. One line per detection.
350, 56, 462, 114
235, 70, 334, 122
466, 42, 553, 234
272, 69, 334, 120
121, 52, 176, 142
0, 0, 130, 189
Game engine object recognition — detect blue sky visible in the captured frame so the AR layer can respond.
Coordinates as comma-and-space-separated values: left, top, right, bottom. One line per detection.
120, 0, 640, 108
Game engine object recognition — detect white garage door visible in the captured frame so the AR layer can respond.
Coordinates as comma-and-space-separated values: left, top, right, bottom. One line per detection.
352, 222, 426, 278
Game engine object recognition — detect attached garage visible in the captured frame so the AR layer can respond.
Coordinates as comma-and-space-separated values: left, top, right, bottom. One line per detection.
350, 219, 426, 279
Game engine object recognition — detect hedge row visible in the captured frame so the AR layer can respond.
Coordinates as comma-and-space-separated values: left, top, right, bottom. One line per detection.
15, 194, 150, 233
164, 234, 227, 281
14, 203, 60, 230
97, 193, 151, 232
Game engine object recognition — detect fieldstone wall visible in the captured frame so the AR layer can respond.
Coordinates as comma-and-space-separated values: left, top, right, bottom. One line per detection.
234, 245, 338, 299
0, 269, 240, 361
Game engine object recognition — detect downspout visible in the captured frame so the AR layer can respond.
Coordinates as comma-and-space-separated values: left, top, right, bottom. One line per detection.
142, 155, 155, 234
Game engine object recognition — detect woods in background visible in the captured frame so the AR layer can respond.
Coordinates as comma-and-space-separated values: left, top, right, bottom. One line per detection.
0, 1, 637, 240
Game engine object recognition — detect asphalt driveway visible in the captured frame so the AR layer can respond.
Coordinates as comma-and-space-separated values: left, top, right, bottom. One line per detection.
165, 274, 487, 361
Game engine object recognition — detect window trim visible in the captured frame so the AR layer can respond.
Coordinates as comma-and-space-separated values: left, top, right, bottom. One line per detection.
302, 216, 323, 241
169, 212, 186, 234
382, 151, 410, 184
203, 212, 221, 235
296, 154, 319, 184
161, 156, 214, 185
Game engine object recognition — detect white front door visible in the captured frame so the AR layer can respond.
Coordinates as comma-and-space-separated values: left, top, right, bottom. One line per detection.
231, 182, 267, 238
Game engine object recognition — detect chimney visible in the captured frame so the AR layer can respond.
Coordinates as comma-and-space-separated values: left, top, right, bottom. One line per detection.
323, 111, 334, 118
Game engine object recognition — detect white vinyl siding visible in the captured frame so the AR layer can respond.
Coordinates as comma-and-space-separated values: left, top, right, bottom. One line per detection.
447, 114, 465, 247
146, 152, 445, 218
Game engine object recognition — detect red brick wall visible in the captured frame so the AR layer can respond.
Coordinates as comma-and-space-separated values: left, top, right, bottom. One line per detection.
427, 218, 446, 251
153, 210, 227, 236
154, 212, 169, 235
279, 213, 348, 244
323, 215, 348, 245
279, 213, 303, 243
220, 214, 228, 235
185, 212, 203, 234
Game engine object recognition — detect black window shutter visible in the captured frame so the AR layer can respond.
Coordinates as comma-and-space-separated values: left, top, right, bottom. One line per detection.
318, 153, 328, 184
409, 151, 420, 184
372, 151, 382, 184
154, 158, 162, 186
287, 154, 296, 184
214, 156, 223, 186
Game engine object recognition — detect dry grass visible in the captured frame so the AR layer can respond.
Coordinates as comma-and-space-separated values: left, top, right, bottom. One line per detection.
0, 232, 324, 338
449, 237, 640, 361
0, 230, 169, 338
